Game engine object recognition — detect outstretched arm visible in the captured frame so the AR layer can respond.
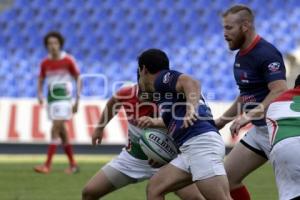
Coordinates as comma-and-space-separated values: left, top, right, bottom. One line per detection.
92, 97, 121, 146
215, 96, 241, 130
230, 80, 287, 136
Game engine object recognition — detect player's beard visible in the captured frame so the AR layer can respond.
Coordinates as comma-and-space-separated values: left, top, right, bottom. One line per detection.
230, 28, 246, 50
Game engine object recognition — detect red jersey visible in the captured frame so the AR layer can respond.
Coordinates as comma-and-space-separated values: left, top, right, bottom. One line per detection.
115, 85, 157, 125
39, 52, 80, 84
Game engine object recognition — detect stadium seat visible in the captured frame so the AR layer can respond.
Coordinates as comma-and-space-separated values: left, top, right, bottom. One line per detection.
0, 0, 298, 99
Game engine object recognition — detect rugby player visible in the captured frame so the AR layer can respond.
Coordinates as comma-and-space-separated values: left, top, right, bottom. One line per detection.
215, 5, 288, 199
34, 31, 81, 174
138, 49, 231, 200
82, 71, 203, 200
266, 75, 300, 200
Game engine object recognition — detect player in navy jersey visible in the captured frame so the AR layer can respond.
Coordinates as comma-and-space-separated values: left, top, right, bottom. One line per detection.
215, 5, 288, 199
138, 49, 231, 200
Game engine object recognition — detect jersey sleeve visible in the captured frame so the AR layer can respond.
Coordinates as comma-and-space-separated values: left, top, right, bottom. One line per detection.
154, 70, 182, 93
114, 85, 136, 101
68, 56, 80, 77
261, 49, 286, 83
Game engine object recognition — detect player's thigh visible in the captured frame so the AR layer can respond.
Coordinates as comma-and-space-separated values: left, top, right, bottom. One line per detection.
195, 175, 231, 200
225, 142, 267, 188
82, 169, 116, 198
51, 120, 64, 138
174, 184, 205, 200
270, 137, 300, 200
147, 163, 192, 196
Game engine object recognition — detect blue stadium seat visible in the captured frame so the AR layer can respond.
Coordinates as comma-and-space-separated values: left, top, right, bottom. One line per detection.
30, 0, 48, 9
0, 0, 297, 98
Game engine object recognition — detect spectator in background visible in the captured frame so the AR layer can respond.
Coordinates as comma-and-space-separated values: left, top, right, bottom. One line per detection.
34, 31, 81, 174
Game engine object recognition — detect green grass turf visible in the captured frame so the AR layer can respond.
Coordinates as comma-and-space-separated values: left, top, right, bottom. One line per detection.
0, 155, 277, 200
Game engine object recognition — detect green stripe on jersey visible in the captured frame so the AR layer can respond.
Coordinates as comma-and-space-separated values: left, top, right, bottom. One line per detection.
274, 118, 300, 145
47, 83, 71, 103
127, 141, 148, 160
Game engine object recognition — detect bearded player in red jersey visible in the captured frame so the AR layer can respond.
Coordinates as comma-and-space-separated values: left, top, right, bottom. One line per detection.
82, 71, 203, 200
34, 32, 81, 174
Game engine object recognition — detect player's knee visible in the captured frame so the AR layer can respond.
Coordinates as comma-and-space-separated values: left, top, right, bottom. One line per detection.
225, 168, 243, 188
82, 185, 98, 200
146, 181, 161, 198
175, 192, 204, 200
227, 174, 243, 189
52, 121, 63, 132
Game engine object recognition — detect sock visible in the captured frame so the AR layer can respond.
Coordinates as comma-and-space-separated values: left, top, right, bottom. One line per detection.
231, 185, 251, 200
63, 144, 76, 167
45, 144, 57, 168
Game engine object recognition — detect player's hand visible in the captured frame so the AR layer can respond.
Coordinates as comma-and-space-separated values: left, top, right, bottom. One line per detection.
137, 116, 155, 128
182, 105, 198, 128
230, 114, 250, 137
214, 117, 227, 130
38, 94, 43, 105
72, 101, 79, 114
92, 127, 104, 146
148, 159, 163, 168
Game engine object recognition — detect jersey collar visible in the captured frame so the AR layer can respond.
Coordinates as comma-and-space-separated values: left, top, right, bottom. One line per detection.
239, 35, 261, 56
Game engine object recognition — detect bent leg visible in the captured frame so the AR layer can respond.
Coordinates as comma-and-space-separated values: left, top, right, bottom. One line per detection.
225, 142, 267, 190
82, 166, 137, 200
196, 175, 231, 200
82, 170, 116, 200
147, 164, 192, 200
174, 184, 205, 200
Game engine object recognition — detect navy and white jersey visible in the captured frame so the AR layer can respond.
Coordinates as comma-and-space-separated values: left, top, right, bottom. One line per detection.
154, 70, 218, 147
234, 35, 286, 126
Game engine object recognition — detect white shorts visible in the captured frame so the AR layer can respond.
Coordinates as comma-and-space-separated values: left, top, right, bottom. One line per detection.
270, 137, 300, 200
102, 149, 158, 181
47, 101, 72, 120
240, 125, 271, 159
170, 131, 226, 181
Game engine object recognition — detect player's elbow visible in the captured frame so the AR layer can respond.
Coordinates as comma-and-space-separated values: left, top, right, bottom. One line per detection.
268, 80, 288, 95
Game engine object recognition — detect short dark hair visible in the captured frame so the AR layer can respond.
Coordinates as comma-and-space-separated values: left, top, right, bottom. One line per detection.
137, 68, 140, 81
295, 75, 300, 88
44, 31, 64, 49
222, 4, 255, 23
138, 49, 169, 74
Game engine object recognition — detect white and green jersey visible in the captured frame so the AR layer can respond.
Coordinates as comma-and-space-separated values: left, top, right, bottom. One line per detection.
115, 85, 160, 160
266, 87, 300, 146
39, 52, 80, 103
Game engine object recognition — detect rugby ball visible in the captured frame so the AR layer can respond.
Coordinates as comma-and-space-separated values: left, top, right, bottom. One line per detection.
139, 128, 178, 165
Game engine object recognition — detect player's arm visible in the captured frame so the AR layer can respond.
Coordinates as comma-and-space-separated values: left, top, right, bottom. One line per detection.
137, 117, 166, 128
37, 76, 45, 105
245, 80, 287, 119
231, 80, 287, 136
92, 96, 121, 146
72, 75, 82, 113
175, 74, 201, 128
38, 62, 45, 105
215, 96, 241, 130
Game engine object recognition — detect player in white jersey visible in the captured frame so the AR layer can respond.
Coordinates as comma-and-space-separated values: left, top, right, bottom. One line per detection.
34, 32, 81, 174
266, 75, 300, 200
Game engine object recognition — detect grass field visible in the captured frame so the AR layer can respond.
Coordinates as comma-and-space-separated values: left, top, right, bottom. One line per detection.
0, 155, 278, 200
